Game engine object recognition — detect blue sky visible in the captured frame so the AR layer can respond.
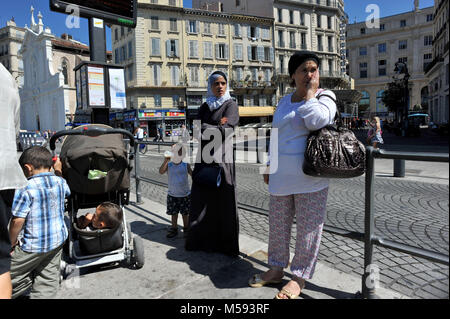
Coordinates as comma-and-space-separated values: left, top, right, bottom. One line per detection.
1, 0, 434, 50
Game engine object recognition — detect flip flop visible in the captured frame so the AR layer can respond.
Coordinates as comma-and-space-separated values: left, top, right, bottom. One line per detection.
248, 273, 283, 288
275, 288, 299, 299
274, 279, 305, 299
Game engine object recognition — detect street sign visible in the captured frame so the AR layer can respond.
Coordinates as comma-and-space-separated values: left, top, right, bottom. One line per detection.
50, 0, 137, 27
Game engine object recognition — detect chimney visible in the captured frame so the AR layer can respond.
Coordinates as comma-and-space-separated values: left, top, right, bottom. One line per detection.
61, 33, 68, 40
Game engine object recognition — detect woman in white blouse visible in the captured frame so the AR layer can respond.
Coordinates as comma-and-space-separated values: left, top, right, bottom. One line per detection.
248, 51, 337, 299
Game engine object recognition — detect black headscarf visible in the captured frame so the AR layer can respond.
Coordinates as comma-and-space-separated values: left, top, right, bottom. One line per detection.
288, 51, 320, 77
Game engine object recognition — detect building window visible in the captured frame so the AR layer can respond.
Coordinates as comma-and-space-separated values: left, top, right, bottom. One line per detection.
234, 24, 241, 37
378, 43, 386, 53
169, 18, 177, 32
289, 31, 296, 49
236, 0, 240, 6
398, 40, 407, 50
426, 14, 433, 22
172, 95, 179, 106
376, 90, 387, 112
359, 46, 367, 56
154, 94, 161, 107
190, 66, 199, 86
317, 35, 323, 51
278, 8, 282, 23
188, 20, 198, 33
128, 41, 133, 58
150, 16, 159, 30
378, 60, 386, 76
359, 62, 368, 78
300, 33, 306, 49
216, 43, 228, 59
360, 28, 366, 34
359, 91, 370, 110
218, 23, 227, 36
152, 65, 161, 86
317, 14, 321, 28
234, 43, 243, 61
300, 12, 305, 26
278, 30, 284, 47
328, 60, 333, 74
327, 36, 333, 52
203, 22, 211, 34
166, 39, 179, 57
400, 19, 406, 27
61, 60, 69, 85
264, 47, 273, 61
379, 23, 385, 31
398, 57, 408, 64
424, 35, 433, 46
204, 41, 213, 59
151, 38, 161, 56
327, 16, 332, 29
188, 40, 198, 58
289, 10, 294, 24
169, 0, 176, 5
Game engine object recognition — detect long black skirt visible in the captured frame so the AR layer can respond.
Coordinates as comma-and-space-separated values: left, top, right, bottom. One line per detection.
185, 180, 239, 257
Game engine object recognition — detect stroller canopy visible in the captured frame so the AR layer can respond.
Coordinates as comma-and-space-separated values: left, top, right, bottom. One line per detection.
60, 124, 130, 195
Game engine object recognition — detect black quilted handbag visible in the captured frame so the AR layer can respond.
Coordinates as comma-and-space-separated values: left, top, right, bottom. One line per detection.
302, 94, 366, 178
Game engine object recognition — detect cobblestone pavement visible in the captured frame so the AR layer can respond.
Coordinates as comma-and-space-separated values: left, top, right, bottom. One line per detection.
132, 154, 449, 299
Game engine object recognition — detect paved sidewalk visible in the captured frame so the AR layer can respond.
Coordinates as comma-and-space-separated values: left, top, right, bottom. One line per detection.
56, 194, 408, 299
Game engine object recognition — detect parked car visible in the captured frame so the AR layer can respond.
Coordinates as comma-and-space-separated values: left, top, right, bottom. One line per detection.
17, 131, 47, 151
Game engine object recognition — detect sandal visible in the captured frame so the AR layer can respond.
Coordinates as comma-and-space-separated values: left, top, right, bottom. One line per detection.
248, 273, 283, 288
274, 278, 305, 299
166, 227, 178, 238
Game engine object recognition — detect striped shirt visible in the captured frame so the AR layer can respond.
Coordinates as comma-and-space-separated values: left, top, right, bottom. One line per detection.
11, 172, 70, 253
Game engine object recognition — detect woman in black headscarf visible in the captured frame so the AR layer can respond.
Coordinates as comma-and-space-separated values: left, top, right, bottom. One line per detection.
185, 71, 240, 257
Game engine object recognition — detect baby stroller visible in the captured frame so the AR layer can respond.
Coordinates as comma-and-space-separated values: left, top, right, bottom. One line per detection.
50, 125, 144, 278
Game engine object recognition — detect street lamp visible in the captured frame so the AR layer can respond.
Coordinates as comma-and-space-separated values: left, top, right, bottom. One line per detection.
393, 61, 410, 137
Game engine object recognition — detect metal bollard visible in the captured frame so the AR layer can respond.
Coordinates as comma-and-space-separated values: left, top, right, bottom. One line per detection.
393, 159, 405, 177
134, 143, 144, 205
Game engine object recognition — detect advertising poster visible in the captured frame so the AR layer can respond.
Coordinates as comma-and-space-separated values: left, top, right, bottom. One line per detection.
109, 68, 126, 109
87, 66, 105, 106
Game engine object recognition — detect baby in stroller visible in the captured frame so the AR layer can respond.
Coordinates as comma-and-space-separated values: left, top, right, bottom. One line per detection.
76, 202, 123, 231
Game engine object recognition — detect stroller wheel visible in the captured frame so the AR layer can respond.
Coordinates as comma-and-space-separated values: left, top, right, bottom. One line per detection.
131, 237, 145, 269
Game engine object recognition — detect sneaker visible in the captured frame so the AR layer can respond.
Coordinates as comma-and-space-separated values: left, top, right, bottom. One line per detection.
166, 227, 178, 238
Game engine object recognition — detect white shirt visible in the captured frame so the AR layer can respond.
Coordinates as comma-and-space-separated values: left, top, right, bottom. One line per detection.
268, 89, 336, 196
0, 64, 27, 191
136, 128, 144, 139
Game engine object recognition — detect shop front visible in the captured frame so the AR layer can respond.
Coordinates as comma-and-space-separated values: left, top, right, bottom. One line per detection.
137, 109, 186, 138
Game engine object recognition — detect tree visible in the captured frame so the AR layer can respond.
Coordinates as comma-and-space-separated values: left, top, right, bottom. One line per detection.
381, 80, 404, 122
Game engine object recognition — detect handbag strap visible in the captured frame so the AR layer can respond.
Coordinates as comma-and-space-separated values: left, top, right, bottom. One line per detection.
317, 93, 343, 127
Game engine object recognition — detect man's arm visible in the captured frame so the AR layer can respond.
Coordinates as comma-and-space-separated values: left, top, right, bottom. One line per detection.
9, 217, 25, 252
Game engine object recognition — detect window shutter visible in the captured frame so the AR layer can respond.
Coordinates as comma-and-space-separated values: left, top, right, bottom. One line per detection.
256, 27, 260, 39
196, 21, 200, 33
215, 44, 219, 59
225, 44, 229, 60
175, 40, 179, 57
258, 46, 264, 61
247, 25, 251, 38
194, 41, 198, 57
270, 48, 274, 62
247, 46, 251, 61
166, 40, 171, 57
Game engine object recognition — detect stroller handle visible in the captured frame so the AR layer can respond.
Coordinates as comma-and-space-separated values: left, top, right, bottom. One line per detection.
49, 127, 135, 151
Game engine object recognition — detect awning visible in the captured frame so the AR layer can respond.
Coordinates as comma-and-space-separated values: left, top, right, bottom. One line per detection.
239, 106, 276, 117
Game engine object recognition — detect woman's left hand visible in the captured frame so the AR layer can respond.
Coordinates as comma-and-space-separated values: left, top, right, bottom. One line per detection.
220, 117, 228, 125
